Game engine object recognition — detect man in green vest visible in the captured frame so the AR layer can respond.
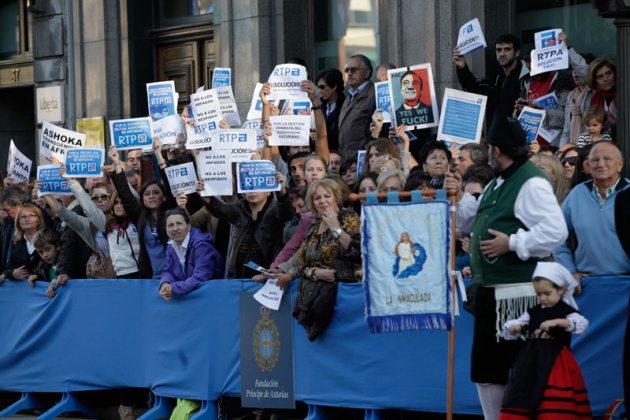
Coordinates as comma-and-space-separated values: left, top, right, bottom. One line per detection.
464, 109, 567, 419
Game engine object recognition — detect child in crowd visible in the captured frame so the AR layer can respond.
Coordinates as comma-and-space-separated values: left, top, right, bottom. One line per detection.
499, 262, 592, 419
26, 228, 65, 299
576, 105, 612, 147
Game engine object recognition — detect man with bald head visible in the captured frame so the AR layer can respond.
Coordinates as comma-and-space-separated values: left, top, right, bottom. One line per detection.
554, 141, 630, 292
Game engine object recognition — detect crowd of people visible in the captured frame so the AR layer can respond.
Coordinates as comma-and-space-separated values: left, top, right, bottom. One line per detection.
0, 32, 626, 420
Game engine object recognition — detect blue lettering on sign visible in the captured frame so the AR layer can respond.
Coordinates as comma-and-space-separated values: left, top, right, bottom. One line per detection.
540, 31, 556, 47
291, 68, 300, 76
238, 134, 247, 142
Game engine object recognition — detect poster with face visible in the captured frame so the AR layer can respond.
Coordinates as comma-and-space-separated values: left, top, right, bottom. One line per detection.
387, 64, 439, 130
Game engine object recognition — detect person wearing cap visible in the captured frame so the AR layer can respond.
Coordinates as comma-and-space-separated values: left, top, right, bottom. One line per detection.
500, 261, 592, 419
459, 109, 567, 420
553, 141, 630, 289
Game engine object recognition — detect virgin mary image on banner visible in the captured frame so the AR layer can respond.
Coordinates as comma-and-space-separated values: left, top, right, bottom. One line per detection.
393, 232, 427, 279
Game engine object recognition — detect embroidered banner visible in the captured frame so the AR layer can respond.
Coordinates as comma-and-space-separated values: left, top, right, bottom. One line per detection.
362, 200, 452, 332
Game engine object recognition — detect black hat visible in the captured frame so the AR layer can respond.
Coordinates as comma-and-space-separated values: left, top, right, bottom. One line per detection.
487, 108, 526, 148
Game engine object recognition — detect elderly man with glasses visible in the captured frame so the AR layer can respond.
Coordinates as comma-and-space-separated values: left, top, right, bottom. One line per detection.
337, 54, 376, 163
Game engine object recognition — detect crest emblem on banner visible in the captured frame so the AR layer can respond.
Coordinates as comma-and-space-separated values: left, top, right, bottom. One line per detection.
362, 199, 452, 333
253, 306, 280, 372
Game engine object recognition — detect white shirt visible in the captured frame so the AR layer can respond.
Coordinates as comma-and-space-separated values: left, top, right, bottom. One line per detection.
458, 176, 568, 260
168, 232, 191, 267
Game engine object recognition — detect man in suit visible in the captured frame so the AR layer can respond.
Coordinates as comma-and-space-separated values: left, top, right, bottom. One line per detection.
338, 54, 376, 163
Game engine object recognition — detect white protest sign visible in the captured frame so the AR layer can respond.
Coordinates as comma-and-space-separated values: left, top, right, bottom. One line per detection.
535, 29, 562, 50
246, 83, 264, 121
456, 18, 487, 55
437, 88, 487, 145
374, 82, 392, 123
216, 86, 242, 126
211, 129, 257, 162
64, 148, 105, 178
151, 114, 182, 147
254, 278, 284, 310
538, 126, 562, 145
37, 165, 72, 196
242, 120, 265, 150
164, 162, 198, 195
196, 150, 232, 197
40, 121, 87, 163
267, 64, 308, 100
518, 106, 546, 146
530, 29, 568, 77
7, 140, 32, 183
186, 89, 223, 149
532, 92, 559, 110
237, 160, 279, 194
212, 68, 232, 88
268, 115, 310, 146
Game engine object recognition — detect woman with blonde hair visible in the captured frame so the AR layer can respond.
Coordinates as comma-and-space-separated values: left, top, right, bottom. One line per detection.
4, 203, 45, 280
529, 153, 568, 204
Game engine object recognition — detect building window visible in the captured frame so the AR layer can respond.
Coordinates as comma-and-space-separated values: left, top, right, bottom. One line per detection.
159, 0, 214, 27
515, 0, 616, 60
312, 0, 379, 82
0, 0, 32, 59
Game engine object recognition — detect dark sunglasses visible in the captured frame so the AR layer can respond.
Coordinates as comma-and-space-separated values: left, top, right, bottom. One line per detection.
91, 194, 111, 202
317, 84, 328, 90
344, 66, 363, 74
561, 157, 577, 167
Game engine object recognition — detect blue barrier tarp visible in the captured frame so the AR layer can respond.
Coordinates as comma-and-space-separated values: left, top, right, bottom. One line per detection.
0, 276, 626, 416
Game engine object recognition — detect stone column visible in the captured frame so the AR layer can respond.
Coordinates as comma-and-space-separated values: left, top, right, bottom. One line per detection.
615, 17, 630, 173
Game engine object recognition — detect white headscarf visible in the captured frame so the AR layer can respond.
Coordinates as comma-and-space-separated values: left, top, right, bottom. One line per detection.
532, 262, 579, 310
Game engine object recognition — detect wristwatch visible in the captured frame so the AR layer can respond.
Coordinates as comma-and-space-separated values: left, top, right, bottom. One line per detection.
332, 228, 343, 238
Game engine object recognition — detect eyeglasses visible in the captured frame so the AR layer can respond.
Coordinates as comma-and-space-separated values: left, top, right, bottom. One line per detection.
317, 84, 328, 90
19, 214, 38, 221
561, 157, 577, 167
344, 67, 364, 74
91, 194, 111, 202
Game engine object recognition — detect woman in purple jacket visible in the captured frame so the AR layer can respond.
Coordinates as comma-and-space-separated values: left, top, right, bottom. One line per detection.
159, 208, 223, 300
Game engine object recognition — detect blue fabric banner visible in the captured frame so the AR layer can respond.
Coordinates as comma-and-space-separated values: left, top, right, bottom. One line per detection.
0, 277, 625, 416
362, 200, 452, 332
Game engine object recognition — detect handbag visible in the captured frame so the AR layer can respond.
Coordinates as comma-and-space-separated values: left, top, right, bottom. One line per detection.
86, 251, 115, 279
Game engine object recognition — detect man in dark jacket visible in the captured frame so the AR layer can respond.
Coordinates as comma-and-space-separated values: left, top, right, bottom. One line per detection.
453, 34, 529, 129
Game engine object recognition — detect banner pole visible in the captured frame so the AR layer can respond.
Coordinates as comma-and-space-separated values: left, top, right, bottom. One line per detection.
446, 190, 457, 420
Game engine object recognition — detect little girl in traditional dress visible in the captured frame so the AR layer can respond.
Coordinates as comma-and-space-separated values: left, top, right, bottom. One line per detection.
499, 262, 592, 419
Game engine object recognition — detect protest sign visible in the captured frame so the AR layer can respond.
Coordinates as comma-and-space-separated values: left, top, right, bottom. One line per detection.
517, 106, 546, 146
538, 126, 561, 145
375, 82, 392, 123
212, 129, 257, 162
196, 150, 232, 197
362, 200, 452, 332
530, 29, 568, 77
267, 115, 310, 146
267, 64, 308, 100
247, 83, 265, 121
356, 150, 366, 178
242, 120, 265, 150
535, 29, 562, 49
216, 86, 242, 126
151, 114, 182, 147
240, 292, 295, 409
186, 89, 223, 149
37, 165, 72, 196
437, 88, 487, 145
7, 140, 32, 183
456, 18, 487, 55
146, 81, 177, 121
40, 121, 87, 163
237, 161, 279, 193
164, 162, 198, 195
532, 92, 559, 110
254, 278, 284, 311
76, 117, 105, 148
387, 64, 439, 130
64, 148, 105, 178
109, 118, 153, 151
212, 67, 232, 88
